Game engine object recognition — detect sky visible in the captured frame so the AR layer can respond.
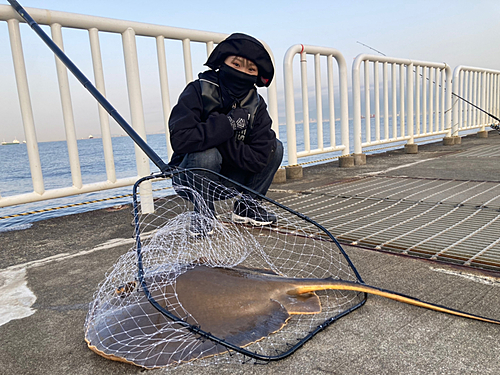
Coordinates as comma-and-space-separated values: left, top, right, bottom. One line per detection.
1, 0, 500, 142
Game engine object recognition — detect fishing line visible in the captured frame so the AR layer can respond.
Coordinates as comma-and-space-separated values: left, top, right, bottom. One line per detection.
356, 41, 386, 56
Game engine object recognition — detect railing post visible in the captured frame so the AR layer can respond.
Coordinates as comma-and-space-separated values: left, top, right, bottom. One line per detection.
327, 55, 336, 146
481, 72, 486, 131
7, 18, 44, 195
283, 45, 300, 166
391, 63, 397, 138
422, 67, 427, 133
444, 65, 453, 138
406, 63, 414, 144
404, 63, 417, 153
182, 38, 193, 84
156, 35, 173, 159
440, 69, 445, 132
400, 64, 405, 137
374, 61, 380, 141
383, 62, 389, 139
89, 27, 116, 183
260, 41, 280, 137
206, 41, 214, 56
434, 68, 440, 131
452, 67, 460, 137
466, 71, 472, 128
364, 61, 371, 142
300, 49, 310, 153
415, 66, 420, 135
51, 22, 82, 189
352, 55, 364, 162
337, 52, 349, 156
314, 53, 323, 150
122, 27, 153, 213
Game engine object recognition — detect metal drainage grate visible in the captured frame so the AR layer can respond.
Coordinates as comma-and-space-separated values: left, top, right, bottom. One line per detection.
278, 176, 500, 272
455, 144, 500, 158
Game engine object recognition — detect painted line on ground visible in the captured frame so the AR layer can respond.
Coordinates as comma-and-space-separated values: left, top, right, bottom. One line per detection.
0, 235, 141, 327
430, 267, 500, 286
362, 158, 438, 176
2, 236, 136, 273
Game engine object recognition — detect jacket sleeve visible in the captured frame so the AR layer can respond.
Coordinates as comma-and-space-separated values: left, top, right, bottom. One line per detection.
217, 98, 277, 174
169, 82, 234, 154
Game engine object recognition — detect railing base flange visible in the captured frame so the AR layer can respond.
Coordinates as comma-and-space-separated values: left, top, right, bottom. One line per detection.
353, 153, 366, 165
477, 130, 489, 138
404, 144, 418, 154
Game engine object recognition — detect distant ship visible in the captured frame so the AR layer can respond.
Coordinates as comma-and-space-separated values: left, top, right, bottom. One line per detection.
1, 138, 20, 145
88, 135, 94, 139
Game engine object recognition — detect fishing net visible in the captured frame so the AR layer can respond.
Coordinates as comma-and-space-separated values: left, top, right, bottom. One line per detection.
84, 168, 366, 370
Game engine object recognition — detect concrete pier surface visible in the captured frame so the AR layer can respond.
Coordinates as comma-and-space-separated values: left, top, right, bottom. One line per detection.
1, 131, 500, 375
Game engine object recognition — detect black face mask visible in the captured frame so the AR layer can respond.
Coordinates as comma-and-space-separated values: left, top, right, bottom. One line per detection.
218, 64, 257, 101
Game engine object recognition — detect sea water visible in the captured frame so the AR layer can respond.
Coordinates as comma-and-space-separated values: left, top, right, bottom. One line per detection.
0, 136, 143, 230
0, 117, 432, 231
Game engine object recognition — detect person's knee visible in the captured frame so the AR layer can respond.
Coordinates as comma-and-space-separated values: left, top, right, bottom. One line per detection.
180, 148, 222, 171
268, 139, 283, 169
275, 139, 284, 161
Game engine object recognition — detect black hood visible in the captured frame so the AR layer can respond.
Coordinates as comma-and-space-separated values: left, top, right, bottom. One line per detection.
205, 33, 274, 87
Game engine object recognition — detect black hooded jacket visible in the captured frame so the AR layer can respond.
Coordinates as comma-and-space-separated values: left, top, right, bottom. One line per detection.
168, 70, 277, 174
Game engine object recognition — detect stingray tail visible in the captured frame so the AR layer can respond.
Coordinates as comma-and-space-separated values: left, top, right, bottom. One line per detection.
290, 279, 500, 325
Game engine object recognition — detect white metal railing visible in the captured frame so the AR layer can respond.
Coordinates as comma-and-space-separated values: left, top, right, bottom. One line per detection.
452, 66, 500, 136
2, 4, 500, 214
0, 5, 278, 210
283, 44, 349, 166
352, 54, 452, 157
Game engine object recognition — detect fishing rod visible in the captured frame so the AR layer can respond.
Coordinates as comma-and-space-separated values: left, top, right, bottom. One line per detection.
7, 0, 171, 173
356, 41, 386, 56
357, 41, 500, 128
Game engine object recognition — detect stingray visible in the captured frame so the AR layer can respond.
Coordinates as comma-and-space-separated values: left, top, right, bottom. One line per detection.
85, 264, 500, 368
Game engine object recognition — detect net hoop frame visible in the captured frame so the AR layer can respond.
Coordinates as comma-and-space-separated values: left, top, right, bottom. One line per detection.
131, 167, 367, 363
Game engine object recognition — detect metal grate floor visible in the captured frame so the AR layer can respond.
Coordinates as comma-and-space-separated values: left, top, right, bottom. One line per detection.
454, 144, 500, 158
278, 176, 500, 272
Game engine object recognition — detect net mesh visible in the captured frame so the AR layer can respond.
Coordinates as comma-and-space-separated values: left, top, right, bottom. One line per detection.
84, 169, 365, 369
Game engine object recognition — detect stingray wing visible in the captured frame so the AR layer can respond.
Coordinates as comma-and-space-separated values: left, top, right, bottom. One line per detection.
85, 291, 229, 368
85, 265, 334, 368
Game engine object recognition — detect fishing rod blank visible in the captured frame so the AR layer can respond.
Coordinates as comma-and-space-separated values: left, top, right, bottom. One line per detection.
7, 0, 170, 173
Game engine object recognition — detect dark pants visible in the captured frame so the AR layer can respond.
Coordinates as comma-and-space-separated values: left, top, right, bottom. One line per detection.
173, 140, 283, 212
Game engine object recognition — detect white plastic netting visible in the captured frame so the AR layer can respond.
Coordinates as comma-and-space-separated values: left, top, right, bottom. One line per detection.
84, 170, 365, 370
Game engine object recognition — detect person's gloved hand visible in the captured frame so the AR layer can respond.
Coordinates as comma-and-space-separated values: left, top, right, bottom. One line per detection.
227, 108, 250, 131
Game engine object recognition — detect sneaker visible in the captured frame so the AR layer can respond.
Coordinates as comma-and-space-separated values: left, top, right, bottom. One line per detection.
188, 213, 215, 237
232, 199, 277, 226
